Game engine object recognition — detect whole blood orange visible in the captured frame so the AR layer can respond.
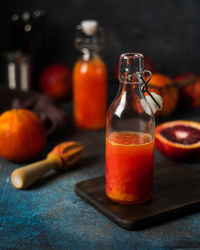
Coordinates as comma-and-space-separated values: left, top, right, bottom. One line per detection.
148, 73, 179, 116
155, 120, 200, 160
0, 109, 46, 162
174, 73, 200, 108
39, 64, 71, 100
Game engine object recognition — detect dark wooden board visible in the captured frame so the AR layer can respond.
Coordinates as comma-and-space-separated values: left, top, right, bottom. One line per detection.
75, 161, 200, 230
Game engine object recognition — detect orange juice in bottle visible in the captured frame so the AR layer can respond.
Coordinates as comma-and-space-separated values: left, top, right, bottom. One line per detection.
73, 20, 107, 130
106, 53, 162, 204
106, 131, 154, 204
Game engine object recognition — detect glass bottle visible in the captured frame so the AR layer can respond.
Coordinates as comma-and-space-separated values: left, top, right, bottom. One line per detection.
73, 20, 107, 130
106, 53, 156, 204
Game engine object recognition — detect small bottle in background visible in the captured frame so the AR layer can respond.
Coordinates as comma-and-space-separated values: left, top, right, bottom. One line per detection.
73, 20, 107, 130
9, 14, 23, 52
5, 11, 33, 91
5, 51, 31, 91
1, 10, 47, 91
32, 9, 47, 88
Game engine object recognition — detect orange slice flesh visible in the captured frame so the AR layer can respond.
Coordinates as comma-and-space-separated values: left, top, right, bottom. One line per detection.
155, 120, 200, 149
155, 120, 200, 160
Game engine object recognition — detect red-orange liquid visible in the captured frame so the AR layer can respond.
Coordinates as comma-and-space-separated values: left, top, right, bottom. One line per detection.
73, 57, 107, 130
106, 131, 154, 204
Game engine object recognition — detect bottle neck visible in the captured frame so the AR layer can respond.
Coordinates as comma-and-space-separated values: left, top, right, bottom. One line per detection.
81, 48, 99, 61
119, 80, 145, 102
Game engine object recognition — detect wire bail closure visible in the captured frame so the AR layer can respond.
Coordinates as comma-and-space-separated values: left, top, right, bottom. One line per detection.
138, 70, 162, 110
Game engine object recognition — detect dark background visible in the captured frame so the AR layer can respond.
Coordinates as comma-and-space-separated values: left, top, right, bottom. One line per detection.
0, 0, 200, 86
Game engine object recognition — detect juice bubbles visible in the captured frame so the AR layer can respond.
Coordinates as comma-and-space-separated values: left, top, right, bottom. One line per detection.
106, 131, 154, 204
73, 57, 107, 129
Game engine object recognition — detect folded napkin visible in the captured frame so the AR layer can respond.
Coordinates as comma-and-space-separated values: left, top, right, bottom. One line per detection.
0, 86, 68, 137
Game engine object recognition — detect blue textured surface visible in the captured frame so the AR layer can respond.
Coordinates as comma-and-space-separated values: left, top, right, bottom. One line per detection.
1, 127, 200, 249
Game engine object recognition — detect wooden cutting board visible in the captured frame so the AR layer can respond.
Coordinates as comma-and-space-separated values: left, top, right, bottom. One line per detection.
75, 160, 200, 230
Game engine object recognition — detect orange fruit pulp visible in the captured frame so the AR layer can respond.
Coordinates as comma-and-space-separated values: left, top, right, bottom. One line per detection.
73, 57, 107, 130
106, 131, 154, 204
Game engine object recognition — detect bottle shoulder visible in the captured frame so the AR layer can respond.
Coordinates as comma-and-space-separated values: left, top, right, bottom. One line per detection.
73, 56, 107, 74
75, 54, 105, 64
107, 90, 155, 122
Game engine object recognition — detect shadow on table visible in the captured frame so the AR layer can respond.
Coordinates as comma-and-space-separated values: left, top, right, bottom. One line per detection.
182, 156, 200, 170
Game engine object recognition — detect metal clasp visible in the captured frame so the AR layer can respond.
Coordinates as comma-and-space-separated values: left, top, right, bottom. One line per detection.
137, 70, 162, 110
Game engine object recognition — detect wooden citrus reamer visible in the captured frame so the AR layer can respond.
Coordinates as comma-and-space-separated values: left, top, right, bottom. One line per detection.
11, 141, 84, 189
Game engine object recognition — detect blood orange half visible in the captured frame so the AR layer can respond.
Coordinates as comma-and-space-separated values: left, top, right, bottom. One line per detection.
155, 120, 200, 160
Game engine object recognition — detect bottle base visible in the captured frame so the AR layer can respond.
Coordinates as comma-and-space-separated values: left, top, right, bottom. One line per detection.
106, 193, 152, 205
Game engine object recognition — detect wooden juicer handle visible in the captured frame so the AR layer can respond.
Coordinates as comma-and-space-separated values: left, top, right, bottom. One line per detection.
11, 141, 84, 189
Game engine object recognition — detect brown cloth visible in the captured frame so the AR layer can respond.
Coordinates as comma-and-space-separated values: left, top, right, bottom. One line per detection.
0, 86, 68, 137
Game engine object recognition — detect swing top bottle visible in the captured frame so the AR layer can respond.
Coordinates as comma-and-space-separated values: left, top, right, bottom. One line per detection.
105, 53, 155, 204
73, 20, 107, 130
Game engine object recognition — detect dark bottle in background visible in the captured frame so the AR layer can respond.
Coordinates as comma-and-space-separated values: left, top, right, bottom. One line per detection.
9, 14, 23, 52
1, 9, 47, 91
31, 9, 47, 89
